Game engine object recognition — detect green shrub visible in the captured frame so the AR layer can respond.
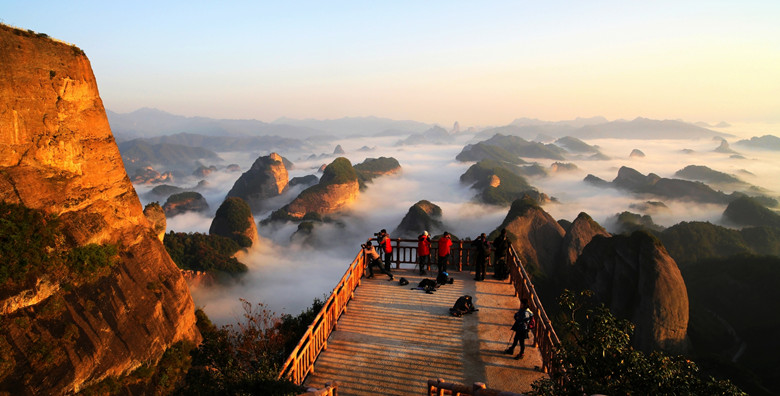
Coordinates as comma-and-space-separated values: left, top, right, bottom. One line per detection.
163, 232, 248, 277
531, 290, 745, 395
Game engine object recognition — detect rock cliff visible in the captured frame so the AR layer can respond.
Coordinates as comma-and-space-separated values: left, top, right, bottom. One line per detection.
573, 232, 689, 353
392, 200, 445, 237
163, 191, 209, 217
226, 152, 289, 212
0, 25, 199, 394
209, 197, 259, 247
558, 212, 610, 268
143, 202, 167, 241
491, 197, 565, 275
271, 157, 359, 221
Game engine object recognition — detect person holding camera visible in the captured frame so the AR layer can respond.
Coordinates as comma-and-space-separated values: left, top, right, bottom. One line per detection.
473, 233, 489, 281
437, 231, 452, 274
417, 231, 431, 275
362, 240, 393, 280
376, 229, 393, 271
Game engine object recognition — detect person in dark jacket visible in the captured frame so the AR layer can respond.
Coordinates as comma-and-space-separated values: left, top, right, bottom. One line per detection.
492, 228, 509, 280
504, 298, 533, 360
473, 233, 489, 281
417, 231, 431, 275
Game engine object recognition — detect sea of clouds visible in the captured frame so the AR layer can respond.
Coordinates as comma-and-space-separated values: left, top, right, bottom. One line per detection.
133, 124, 780, 324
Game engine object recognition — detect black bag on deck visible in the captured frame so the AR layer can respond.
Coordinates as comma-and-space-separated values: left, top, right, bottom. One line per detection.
398, 277, 409, 286
449, 295, 477, 317
436, 272, 454, 285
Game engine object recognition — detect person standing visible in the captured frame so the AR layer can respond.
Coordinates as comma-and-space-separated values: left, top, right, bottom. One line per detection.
363, 240, 393, 280
492, 228, 509, 280
417, 231, 431, 275
504, 298, 533, 360
377, 229, 393, 271
473, 233, 489, 281
437, 231, 452, 274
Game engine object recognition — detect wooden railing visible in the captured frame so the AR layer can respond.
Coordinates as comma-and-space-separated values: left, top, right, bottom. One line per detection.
370, 237, 489, 272
505, 244, 560, 374
278, 239, 560, 386
277, 250, 366, 384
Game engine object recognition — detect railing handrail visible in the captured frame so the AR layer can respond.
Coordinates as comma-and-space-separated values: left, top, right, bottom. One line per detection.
277, 250, 366, 384
506, 243, 561, 374
278, 240, 561, 385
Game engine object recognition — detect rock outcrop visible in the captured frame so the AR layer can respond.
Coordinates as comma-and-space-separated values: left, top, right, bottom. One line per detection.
722, 196, 780, 228
143, 202, 167, 241
392, 200, 445, 237
226, 152, 289, 212
491, 197, 565, 275
0, 25, 199, 394
270, 157, 359, 221
209, 197, 258, 247
558, 212, 610, 268
163, 191, 209, 217
629, 149, 646, 158
586, 166, 734, 204
573, 232, 689, 353
131, 166, 174, 184
353, 157, 401, 189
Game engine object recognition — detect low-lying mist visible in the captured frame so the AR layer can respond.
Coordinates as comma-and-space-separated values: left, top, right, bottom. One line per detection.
134, 126, 780, 324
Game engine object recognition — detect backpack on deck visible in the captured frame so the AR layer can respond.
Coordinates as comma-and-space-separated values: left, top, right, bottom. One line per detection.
449, 295, 477, 317
436, 272, 454, 285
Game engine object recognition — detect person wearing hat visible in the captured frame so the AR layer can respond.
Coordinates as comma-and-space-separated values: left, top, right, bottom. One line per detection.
417, 230, 431, 275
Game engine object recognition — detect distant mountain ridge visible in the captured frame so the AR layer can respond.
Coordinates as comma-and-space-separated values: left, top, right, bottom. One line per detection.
479, 117, 732, 140
107, 108, 327, 141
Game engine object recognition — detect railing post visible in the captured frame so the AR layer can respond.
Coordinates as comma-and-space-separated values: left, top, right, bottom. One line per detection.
458, 240, 463, 271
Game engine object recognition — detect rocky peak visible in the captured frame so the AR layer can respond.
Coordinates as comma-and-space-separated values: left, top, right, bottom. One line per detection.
492, 197, 565, 275
559, 212, 610, 268
271, 157, 359, 221
573, 231, 689, 353
143, 202, 167, 241
392, 200, 445, 237
209, 197, 259, 248
629, 148, 646, 158
163, 191, 209, 217
225, 152, 289, 212
0, 25, 199, 394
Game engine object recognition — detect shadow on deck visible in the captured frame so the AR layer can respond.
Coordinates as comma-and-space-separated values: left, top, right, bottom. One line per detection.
302, 269, 546, 395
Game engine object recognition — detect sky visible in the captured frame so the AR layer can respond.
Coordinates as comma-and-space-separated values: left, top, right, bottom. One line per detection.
3, 1, 779, 127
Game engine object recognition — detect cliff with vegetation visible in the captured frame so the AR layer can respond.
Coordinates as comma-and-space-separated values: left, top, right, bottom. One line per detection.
270, 157, 359, 221
0, 25, 199, 394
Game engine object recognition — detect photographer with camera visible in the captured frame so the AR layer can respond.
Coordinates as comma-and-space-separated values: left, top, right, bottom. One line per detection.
417, 230, 431, 275
362, 240, 393, 280
376, 229, 393, 271
437, 231, 452, 274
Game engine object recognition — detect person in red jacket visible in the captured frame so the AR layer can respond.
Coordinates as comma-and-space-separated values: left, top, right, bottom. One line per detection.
377, 229, 393, 271
437, 231, 452, 274
417, 230, 431, 275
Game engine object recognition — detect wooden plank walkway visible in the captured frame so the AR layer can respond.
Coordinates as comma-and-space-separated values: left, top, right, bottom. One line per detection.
302, 269, 547, 395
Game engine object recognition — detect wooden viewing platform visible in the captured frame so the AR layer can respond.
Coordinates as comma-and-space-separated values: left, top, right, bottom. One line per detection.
279, 241, 560, 395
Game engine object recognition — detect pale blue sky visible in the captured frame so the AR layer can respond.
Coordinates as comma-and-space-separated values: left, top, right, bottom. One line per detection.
3, 1, 779, 126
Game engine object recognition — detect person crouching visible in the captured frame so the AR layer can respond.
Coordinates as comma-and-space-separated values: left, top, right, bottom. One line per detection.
362, 240, 393, 280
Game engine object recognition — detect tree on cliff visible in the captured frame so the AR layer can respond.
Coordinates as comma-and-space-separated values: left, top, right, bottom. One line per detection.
531, 290, 744, 396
